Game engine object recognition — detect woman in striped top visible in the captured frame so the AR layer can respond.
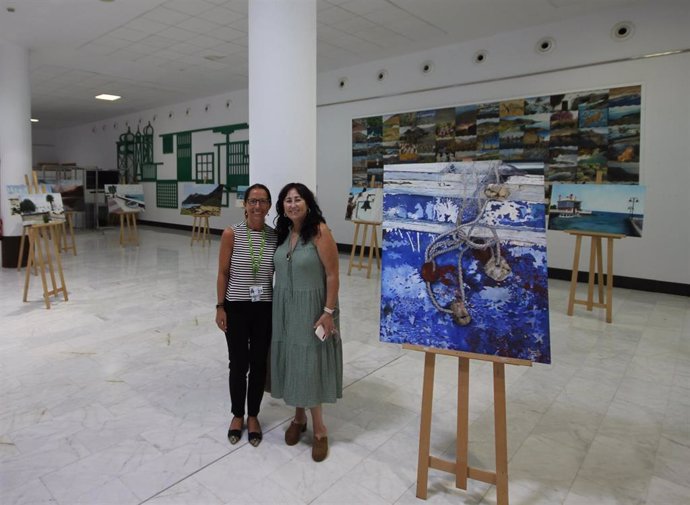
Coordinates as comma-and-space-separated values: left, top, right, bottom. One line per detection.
216, 183, 278, 447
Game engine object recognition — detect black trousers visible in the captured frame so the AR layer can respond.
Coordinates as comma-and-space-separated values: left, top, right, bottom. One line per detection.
224, 301, 272, 418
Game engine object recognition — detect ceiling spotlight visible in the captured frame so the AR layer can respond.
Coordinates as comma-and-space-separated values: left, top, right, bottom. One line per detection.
473, 50, 488, 64
7, 7, 16, 13
611, 21, 634, 41
421, 61, 434, 74
338, 77, 348, 88
376, 69, 387, 81
536, 37, 555, 54
95, 94, 121, 101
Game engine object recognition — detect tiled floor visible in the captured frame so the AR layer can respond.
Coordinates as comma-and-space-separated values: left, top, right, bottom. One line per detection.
1, 226, 688, 504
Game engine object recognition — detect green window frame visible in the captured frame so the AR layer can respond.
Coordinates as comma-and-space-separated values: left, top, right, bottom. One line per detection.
226, 140, 249, 191
176, 132, 192, 181
195, 152, 214, 183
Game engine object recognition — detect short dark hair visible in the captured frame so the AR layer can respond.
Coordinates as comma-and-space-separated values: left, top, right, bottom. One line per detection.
274, 182, 326, 246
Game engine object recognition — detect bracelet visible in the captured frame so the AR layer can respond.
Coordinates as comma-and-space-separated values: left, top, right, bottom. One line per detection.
216, 303, 224, 309
323, 306, 335, 315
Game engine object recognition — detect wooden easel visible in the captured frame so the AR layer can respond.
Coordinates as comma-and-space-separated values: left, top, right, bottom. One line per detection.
17, 172, 47, 272
347, 175, 382, 278
566, 230, 623, 323
60, 211, 77, 255
118, 212, 139, 246
23, 222, 68, 309
347, 220, 381, 278
190, 215, 210, 247
405, 344, 531, 505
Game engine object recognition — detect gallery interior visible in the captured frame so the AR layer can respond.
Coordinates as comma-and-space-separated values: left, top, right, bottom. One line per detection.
1, 1, 688, 504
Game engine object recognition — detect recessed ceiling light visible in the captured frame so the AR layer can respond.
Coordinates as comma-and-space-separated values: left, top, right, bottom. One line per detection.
30, 118, 39, 123
95, 94, 121, 101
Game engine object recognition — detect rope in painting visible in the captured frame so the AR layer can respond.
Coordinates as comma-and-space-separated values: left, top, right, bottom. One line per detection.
421, 161, 513, 326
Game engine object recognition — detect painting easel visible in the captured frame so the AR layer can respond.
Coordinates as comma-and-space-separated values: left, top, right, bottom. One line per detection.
190, 215, 210, 247
563, 170, 623, 323
118, 212, 139, 246
566, 230, 624, 323
347, 220, 381, 278
23, 222, 68, 309
17, 172, 47, 272
404, 344, 531, 505
347, 175, 382, 278
60, 211, 77, 256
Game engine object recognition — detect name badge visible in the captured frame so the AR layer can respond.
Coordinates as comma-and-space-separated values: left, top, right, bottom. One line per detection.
249, 285, 263, 302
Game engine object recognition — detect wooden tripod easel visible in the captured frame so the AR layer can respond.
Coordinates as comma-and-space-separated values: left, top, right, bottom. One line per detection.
347, 220, 381, 278
190, 215, 210, 247
118, 212, 139, 246
405, 344, 531, 505
566, 230, 624, 323
22, 222, 68, 309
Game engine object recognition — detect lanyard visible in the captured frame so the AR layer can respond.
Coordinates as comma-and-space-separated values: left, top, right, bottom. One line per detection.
246, 223, 266, 278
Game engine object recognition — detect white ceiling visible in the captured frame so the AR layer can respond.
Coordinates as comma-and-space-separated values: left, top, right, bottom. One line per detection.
0, 0, 650, 129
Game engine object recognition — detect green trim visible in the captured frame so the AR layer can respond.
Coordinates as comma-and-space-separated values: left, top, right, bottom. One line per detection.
158, 122, 248, 138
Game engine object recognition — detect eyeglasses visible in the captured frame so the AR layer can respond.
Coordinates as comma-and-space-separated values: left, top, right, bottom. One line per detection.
247, 198, 270, 206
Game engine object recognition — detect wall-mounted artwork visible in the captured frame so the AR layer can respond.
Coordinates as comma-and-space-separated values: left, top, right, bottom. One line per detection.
180, 183, 223, 216
380, 161, 551, 364
10, 192, 65, 224
345, 187, 383, 223
52, 180, 85, 212
353, 85, 641, 189
235, 185, 248, 208
548, 183, 646, 237
106, 184, 145, 214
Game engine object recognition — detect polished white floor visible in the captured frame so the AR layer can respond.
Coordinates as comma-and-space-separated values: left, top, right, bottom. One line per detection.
1, 226, 688, 505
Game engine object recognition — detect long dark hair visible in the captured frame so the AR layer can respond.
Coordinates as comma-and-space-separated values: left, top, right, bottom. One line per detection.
274, 183, 326, 246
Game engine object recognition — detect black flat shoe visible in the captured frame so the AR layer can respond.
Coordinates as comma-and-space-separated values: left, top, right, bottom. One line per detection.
227, 417, 244, 445
248, 431, 263, 447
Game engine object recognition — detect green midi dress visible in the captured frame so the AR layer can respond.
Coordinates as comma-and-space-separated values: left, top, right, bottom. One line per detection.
270, 238, 343, 407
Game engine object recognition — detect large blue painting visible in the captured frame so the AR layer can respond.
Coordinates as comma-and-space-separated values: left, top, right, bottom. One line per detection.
380, 161, 551, 363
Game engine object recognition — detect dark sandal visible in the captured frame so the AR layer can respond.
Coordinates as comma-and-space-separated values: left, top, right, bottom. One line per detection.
248, 431, 263, 447
227, 417, 244, 445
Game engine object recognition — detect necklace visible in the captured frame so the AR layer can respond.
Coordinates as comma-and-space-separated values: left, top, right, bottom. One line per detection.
286, 231, 299, 262
246, 223, 266, 277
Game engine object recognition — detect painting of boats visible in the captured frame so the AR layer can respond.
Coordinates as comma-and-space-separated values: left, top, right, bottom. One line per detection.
106, 184, 145, 214
380, 161, 551, 364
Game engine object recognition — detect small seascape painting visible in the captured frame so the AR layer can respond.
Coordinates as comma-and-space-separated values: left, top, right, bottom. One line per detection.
345, 187, 383, 223
548, 183, 646, 237
106, 184, 145, 214
380, 161, 551, 364
180, 183, 223, 216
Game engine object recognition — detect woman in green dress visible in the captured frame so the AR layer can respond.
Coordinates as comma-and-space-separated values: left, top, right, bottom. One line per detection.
271, 183, 343, 462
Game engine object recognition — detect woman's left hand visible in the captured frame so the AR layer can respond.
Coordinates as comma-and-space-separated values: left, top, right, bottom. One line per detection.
314, 312, 338, 339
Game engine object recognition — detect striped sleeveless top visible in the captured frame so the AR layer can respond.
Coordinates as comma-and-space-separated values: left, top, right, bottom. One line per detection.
225, 221, 278, 302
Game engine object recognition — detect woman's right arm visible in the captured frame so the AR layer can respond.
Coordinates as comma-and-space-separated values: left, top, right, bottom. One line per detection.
216, 227, 235, 332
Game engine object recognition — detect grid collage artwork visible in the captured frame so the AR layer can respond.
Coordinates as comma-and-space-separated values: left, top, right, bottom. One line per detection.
352, 84, 641, 190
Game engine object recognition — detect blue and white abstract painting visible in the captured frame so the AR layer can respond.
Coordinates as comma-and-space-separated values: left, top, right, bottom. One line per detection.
380, 161, 551, 363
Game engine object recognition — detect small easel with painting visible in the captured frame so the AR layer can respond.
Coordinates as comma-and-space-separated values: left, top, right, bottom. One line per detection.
347, 176, 382, 279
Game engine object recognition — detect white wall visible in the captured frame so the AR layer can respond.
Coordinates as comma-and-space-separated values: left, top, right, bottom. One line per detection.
52, 2, 690, 284
54, 88, 250, 229
316, 2, 690, 285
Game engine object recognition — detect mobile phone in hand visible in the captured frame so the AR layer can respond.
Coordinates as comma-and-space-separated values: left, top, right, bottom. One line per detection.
315, 325, 326, 341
